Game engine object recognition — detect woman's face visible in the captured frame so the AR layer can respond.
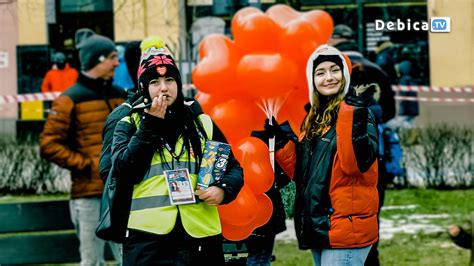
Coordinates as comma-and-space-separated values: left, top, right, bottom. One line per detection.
313, 61, 343, 96
148, 77, 178, 106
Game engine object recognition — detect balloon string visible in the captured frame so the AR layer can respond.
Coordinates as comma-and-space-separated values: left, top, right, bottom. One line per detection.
256, 92, 292, 173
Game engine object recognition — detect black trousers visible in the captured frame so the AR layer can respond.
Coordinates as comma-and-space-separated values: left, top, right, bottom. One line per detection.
123, 219, 224, 266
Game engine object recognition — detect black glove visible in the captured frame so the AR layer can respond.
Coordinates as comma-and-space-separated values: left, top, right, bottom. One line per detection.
251, 117, 297, 150
344, 84, 378, 107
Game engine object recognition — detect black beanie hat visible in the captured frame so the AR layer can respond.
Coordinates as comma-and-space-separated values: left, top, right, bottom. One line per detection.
312, 55, 344, 73
78, 34, 116, 71
137, 47, 182, 102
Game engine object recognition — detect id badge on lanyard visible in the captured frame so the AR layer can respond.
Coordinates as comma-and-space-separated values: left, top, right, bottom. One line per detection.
164, 168, 196, 205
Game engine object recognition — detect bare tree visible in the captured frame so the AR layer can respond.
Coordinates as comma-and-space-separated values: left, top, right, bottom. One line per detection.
402, 124, 473, 188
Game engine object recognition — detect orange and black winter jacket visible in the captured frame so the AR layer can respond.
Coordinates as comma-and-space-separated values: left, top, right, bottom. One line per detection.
40, 74, 125, 198
277, 101, 379, 249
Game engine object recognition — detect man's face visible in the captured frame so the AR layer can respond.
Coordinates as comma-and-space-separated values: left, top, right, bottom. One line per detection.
93, 51, 119, 80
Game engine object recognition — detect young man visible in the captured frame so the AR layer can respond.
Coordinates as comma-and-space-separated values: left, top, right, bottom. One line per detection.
40, 32, 125, 265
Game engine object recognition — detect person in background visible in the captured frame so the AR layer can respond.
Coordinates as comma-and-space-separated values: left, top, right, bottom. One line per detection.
272, 45, 379, 265
389, 47, 420, 131
40, 32, 125, 266
41, 51, 78, 93
111, 42, 243, 265
113, 45, 135, 90
448, 223, 472, 250
375, 41, 399, 84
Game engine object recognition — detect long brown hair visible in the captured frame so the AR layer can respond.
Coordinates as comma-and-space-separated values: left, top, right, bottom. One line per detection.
300, 79, 345, 140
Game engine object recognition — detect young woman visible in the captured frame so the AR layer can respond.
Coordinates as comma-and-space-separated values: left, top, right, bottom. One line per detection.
276, 45, 379, 266
111, 45, 243, 265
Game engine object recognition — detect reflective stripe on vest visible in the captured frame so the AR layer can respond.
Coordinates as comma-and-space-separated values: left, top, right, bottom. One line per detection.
126, 113, 221, 238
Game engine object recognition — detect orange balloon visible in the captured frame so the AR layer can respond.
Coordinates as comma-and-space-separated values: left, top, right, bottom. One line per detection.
232, 8, 282, 54
221, 220, 254, 241
192, 34, 239, 96
278, 89, 308, 136
236, 137, 269, 159
281, 19, 323, 67
210, 100, 266, 145
236, 137, 274, 194
194, 91, 229, 114
242, 157, 274, 195
266, 4, 299, 28
303, 10, 334, 43
218, 185, 258, 226
231, 6, 261, 30
236, 54, 298, 99
250, 194, 273, 229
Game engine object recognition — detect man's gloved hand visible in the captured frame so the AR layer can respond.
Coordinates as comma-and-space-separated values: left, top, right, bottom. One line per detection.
344, 83, 378, 108
251, 117, 297, 150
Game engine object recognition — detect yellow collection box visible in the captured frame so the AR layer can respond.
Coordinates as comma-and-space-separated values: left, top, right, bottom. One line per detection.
20, 100, 44, 120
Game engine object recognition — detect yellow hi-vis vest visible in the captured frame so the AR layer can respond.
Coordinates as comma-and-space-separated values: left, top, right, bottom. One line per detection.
124, 113, 221, 238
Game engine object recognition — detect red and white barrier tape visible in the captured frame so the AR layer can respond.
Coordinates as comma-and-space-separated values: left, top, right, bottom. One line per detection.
0, 92, 60, 104
395, 96, 474, 103
1, 85, 474, 105
392, 85, 473, 93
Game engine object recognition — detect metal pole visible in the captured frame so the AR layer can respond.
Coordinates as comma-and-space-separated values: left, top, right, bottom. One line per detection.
357, 0, 364, 53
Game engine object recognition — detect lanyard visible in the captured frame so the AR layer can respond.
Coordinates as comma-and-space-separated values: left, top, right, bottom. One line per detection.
160, 126, 205, 160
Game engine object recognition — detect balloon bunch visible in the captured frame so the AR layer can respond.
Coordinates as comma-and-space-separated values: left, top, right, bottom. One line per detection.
192, 4, 334, 241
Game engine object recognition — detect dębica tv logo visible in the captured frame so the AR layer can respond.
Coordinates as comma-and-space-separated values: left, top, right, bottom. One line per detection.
375, 17, 451, 33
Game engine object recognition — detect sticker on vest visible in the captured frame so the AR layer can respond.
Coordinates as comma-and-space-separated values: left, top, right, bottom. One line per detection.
164, 168, 196, 205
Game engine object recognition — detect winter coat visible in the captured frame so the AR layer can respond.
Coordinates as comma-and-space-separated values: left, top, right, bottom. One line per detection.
41, 64, 79, 93
99, 90, 141, 181
276, 45, 379, 249
111, 107, 244, 205
40, 73, 125, 198
277, 103, 379, 249
99, 94, 205, 181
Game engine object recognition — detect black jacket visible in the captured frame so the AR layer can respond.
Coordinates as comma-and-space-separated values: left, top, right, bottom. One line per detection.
99, 94, 204, 181
293, 100, 378, 249
99, 90, 141, 181
110, 105, 244, 204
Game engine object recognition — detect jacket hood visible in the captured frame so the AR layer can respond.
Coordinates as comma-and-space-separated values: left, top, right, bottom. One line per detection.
306, 45, 351, 104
